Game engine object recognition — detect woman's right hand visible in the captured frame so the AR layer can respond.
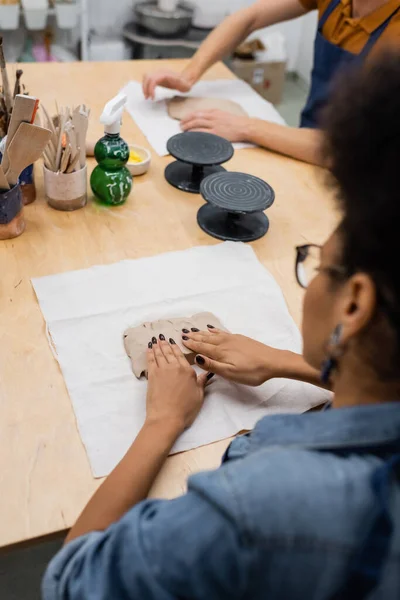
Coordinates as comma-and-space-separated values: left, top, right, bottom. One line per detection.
182, 327, 292, 386
142, 69, 193, 100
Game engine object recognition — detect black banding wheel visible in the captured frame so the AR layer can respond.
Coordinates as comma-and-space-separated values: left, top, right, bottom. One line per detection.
197, 171, 275, 242
165, 132, 234, 194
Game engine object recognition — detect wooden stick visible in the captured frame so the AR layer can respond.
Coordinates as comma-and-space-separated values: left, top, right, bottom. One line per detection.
0, 37, 12, 114
55, 109, 66, 172
13, 69, 23, 100
66, 150, 80, 174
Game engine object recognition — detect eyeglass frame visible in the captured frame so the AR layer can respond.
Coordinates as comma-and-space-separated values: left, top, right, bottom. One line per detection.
295, 244, 348, 289
295, 244, 400, 338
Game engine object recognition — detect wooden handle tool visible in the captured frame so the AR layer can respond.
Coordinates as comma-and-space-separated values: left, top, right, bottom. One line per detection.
73, 105, 90, 169
1, 95, 38, 174
4, 122, 52, 186
0, 36, 12, 114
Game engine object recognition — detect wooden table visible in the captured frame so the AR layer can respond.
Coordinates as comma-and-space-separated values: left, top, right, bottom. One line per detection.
0, 60, 337, 549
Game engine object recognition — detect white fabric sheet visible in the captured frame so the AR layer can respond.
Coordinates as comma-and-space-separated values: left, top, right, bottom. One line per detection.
121, 79, 286, 156
32, 243, 328, 478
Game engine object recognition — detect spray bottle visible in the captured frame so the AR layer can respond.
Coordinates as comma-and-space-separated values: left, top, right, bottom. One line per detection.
90, 93, 132, 206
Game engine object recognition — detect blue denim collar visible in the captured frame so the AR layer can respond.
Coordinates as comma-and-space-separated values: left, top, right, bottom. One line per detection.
250, 402, 400, 454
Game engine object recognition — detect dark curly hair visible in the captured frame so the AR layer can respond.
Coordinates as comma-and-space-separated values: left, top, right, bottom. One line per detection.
322, 50, 400, 377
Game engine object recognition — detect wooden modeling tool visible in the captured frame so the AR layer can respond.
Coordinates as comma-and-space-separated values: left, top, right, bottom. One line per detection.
5, 122, 51, 186
12, 69, 23, 100
42, 103, 89, 173
30, 99, 40, 124
0, 36, 12, 114
72, 105, 90, 169
2, 95, 38, 173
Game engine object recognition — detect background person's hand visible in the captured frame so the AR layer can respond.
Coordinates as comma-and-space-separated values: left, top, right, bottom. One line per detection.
180, 109, 250, 142
146, 336, 208, 432
182, 328, 291, 386
142, 69, 193, 100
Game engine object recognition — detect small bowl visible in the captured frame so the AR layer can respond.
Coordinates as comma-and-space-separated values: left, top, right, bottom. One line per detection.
127, 145, 151, 176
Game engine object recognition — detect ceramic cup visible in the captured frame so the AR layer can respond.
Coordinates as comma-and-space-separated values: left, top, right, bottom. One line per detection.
44, 165, 87, 211
20, 163, 36, 205
0, 183, 25, 240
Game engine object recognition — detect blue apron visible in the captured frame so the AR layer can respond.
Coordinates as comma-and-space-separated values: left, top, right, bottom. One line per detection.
300, 0, 400, 128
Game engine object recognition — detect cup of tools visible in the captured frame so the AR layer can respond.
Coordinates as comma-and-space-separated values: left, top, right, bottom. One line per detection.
44, 164, 87, 211
0, 182, 25, 240
42, 103, 90, 211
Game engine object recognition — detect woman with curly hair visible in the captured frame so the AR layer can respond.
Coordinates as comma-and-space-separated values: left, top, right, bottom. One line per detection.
43, 52, 400, 600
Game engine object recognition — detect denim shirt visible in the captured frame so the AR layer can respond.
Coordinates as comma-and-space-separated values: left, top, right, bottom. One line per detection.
43, 403, 400, 600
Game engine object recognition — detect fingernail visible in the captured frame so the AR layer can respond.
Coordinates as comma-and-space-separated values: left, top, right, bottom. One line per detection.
182, 329, 190, 333
159, 334, 165, 341
182, 335, 189, 341
169, 338, 176, 345
207, 324, 215, 329
148, 342, 152, 349
152, 337, 157, 344
196, 355, 205, 365
191, 328, 199, 332
206, 372, 215, 381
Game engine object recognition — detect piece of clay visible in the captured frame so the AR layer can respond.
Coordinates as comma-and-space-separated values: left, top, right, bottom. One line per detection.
124, 311, 228, 379
167, 96, 248, 121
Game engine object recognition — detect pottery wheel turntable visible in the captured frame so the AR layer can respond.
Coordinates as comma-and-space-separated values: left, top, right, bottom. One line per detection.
198, 171, 275, 242
165, 131, 234, 193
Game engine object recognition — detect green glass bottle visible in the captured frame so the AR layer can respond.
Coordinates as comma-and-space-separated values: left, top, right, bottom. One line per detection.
90, 93, 133, 206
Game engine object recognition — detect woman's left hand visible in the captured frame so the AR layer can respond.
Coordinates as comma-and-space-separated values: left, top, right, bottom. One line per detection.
146, 337, 209, 433
180, 109, 250, 143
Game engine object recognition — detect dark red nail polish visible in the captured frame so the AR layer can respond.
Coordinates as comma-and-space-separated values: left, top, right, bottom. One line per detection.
152, 337, 157, 344
207, 324, 215, 329
169, 338, 176, 345
196, 355, 205, 365
159, 334, 165, 341
182, 329, 190, 333
148, 342, 152, 349
206, 372, 215, 381
182, 335, 189, 341
191, 328, 199, 332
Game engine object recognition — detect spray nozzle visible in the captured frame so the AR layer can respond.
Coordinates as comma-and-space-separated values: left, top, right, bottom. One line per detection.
100, 92, 127, 135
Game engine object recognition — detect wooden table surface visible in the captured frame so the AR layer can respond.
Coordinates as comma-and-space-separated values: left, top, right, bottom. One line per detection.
0, 60, 337, 549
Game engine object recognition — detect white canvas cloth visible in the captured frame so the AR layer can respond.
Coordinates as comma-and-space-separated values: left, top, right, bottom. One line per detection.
32, 243, 329, 478
121, 79, 286, 156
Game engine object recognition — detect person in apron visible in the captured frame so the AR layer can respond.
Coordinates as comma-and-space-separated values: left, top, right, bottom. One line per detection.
301, 0, 400, 128
142, 0, 400, 165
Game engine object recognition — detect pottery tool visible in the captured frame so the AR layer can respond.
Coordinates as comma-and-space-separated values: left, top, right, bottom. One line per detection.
198, 171, 275, 242
72, 104, 90, 169
165, 131, 234, 194
0, 165, 9, 190
4, 122, 52, 186
1, 95, 38, 173
12, 69, 23, 100
0, 36, 12, 114
42, 103, 90, 173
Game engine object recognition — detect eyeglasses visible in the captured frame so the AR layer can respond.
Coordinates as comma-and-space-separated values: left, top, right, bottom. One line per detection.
295, 244, 348, 289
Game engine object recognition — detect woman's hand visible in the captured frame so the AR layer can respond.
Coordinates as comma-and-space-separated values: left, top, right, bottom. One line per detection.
142, 69, 193, 100
180, 109, 251, 142
146, 336, 209, 433
182, 328, 292, 386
